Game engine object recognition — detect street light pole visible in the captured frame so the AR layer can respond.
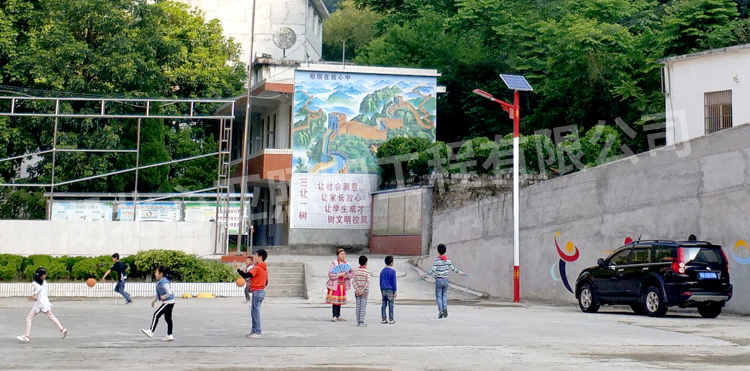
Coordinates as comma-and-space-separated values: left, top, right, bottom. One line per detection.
472, 87, 524, 303
511, 90, 520, 303
238, 0, 257, 254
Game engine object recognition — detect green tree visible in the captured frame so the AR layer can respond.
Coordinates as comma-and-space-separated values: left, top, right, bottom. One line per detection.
323, 0, 382, 61
0, 0, 245, 218
659, 0, 739, 56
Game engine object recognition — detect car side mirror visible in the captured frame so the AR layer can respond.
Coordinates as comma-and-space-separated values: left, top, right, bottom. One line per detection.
597, 258, 606, 268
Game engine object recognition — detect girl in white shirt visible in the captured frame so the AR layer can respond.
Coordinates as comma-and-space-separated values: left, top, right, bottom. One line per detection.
17, 267, 67, 342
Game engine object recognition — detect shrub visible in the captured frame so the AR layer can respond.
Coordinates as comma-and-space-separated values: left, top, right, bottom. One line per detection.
131, 249, 237, 282
452, 137, 502, 175
59, 256, 87, 272
376, 137, 432, 186
71, 256, 116, 280
0, 254, 23, 281
22, 255, 67, 281
120, 255, 139, 279
132, 250, 193, 280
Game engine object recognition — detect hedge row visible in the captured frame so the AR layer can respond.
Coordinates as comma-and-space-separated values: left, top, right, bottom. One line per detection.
376, 128, 625, 186
0, 251, 238, 282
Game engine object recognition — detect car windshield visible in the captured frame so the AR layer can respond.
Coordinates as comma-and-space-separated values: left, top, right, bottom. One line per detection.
683, 247, 725, 265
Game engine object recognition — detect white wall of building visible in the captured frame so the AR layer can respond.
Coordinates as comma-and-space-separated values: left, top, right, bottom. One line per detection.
0, 221, 216, 256
663, 44, 750, 144
178, 0, 328, 65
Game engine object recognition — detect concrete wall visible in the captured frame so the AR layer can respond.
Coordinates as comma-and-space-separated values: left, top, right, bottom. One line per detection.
420, 122, 750, 314
664, 44, 750, 144
0, 221, 216, 256
288, 228, 369, 247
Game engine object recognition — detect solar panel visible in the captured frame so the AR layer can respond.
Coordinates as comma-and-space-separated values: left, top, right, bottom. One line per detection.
500, 74, 533, 91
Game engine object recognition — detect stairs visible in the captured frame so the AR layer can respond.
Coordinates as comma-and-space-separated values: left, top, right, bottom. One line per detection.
265, 261, 306, 298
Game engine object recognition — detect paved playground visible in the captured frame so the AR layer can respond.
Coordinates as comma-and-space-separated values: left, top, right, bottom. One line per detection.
2, 296, 750, 370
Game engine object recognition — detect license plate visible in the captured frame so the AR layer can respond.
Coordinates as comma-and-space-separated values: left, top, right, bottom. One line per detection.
698, 272, 718, 279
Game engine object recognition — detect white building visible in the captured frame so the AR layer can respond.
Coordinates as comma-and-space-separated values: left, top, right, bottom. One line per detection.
177, 0, 329, 64
661, 43, 750, 144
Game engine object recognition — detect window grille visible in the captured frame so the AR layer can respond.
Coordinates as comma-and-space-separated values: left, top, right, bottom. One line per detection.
704, 90, 732, 134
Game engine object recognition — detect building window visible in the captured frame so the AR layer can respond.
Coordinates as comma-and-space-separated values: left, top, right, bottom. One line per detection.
704, 90, 732, 134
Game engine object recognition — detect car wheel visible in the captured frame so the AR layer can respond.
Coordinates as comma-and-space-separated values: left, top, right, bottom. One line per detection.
643, 286, 668, 317
630, 303, 646, 315
577, 283, 599, 313
697, 303, 722, 318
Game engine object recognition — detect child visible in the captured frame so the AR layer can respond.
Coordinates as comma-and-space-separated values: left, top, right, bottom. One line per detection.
141, 266, 175, 341
421, 243, 468, 319
234, 255, 255, 303
236, 249, 268, 339
326, 248, 354, 322
352, 255, 371, 327
17, 267, 67, 342
379, 255, 397, 324
102, 253, 132, 304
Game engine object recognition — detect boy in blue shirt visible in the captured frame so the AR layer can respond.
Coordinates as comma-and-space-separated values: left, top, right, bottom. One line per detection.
379, 256, 397, 324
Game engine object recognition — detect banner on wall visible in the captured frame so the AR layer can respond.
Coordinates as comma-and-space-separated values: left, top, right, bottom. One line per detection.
291, 69, 437, 175
117, 202, 181, 222
184, 202, 249, 234
50, 201, 114, 221
290, 173, 377, 229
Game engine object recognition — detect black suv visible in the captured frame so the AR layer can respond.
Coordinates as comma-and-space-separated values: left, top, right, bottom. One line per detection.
575, 240, 732, 317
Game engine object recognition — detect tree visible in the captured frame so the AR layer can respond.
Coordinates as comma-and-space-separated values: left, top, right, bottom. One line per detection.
659, 0, 739, 56
0, 0, 245, 219
323, 0, 382, 61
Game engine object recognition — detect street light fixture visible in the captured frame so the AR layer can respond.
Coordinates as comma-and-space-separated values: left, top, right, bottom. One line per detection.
472, 74, 533, 303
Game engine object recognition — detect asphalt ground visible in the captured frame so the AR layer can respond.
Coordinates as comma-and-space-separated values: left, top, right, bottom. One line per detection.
2, 297, 750, 370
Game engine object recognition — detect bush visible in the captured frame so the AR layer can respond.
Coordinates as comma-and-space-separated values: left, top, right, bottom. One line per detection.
376, 137, 432, 186
59, 256, 87, 272
132, 249, 237, 282
22, 255, 68, 281
120, 255, 139, 279
0, 251, 237, 282
452, 137, 502, 175
71, 256, 116, 280
0, 254, 23, 281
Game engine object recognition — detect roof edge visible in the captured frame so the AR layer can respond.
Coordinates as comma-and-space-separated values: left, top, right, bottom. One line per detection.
659, 43, 750, 64
297, 63, 441, 77
310, 0, 330, 20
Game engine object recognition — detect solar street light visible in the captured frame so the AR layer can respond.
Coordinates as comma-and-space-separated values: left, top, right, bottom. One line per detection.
472, 74, 533, 303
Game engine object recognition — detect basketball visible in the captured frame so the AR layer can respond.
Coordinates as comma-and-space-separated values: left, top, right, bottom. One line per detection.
86, 278, 96, 287
235, 277, 245, 287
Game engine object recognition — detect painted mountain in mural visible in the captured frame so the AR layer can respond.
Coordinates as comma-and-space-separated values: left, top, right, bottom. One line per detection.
327, 91, 354, 104
369, 80, 394, 89
334, 86, 366, 95
360, 86, 402, 113
294, 96, 327, 112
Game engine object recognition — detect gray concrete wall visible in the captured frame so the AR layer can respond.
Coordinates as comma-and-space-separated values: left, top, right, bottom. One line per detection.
288, 228, 369, 247
0, 221, 216, 256
420, 123, 750, 314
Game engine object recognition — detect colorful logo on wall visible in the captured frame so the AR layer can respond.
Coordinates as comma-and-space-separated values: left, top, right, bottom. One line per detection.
551, 231, 580, 293
732, 240, 750, 265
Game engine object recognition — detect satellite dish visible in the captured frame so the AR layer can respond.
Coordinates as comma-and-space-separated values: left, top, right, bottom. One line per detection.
273, 27, 297, 57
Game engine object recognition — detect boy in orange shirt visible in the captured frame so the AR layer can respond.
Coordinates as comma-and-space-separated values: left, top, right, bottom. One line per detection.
236, 249, 268, 339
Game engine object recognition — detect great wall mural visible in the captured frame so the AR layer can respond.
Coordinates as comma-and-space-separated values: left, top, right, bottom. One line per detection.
292, 70, 438, 174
